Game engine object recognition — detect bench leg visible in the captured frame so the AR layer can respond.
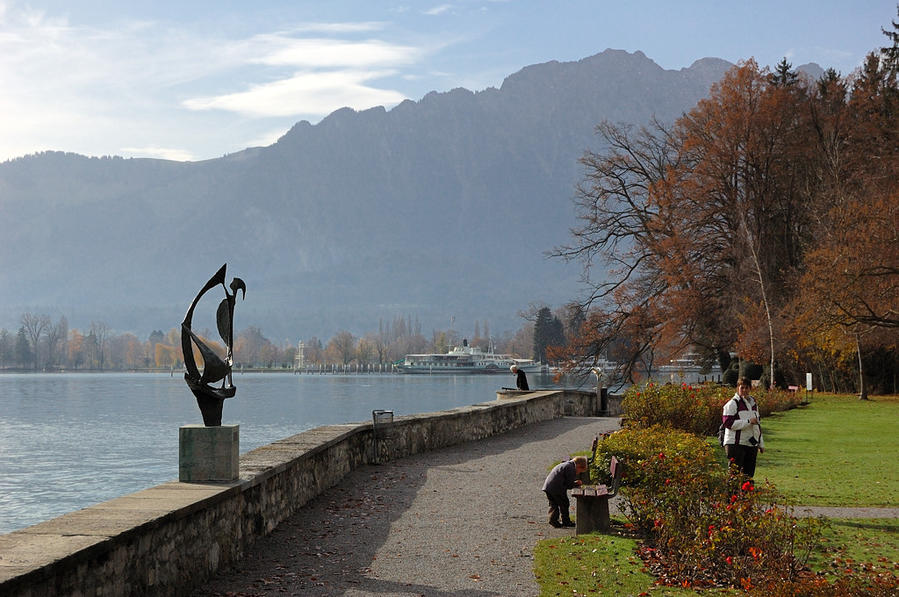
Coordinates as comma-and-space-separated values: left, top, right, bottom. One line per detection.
575, 496, 610, 535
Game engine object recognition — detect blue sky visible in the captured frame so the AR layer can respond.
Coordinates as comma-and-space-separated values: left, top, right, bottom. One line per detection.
1, 0, 895, 162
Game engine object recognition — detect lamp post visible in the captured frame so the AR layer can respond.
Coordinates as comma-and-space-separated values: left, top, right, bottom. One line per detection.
592, 367, 608, 415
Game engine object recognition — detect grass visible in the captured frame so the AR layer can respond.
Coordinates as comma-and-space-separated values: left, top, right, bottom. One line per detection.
756, 394, 899, 506
535, 519, 899, 596
533, 523, 703, 596
534, 393, 899, 595
808, 518, 899, 574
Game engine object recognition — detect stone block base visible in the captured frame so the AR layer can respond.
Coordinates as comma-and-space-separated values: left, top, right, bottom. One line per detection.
574, 493, 611, 535
179, 424, 239, 482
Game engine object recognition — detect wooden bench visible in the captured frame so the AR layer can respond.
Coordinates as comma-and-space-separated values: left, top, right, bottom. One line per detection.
571, 455, 621, 534
578, 436, 600, 485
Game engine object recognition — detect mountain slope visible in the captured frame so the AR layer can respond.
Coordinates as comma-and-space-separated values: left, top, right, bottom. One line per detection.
0, 50, 736, 339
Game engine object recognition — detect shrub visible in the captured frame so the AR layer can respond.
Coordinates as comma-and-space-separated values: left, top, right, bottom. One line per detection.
723, 360, 740, 386
593, 426, 824, 589
760, 363, 787, 390
621, 382, 803, 438
591, 425, 719, 490
754, 387, 803, 417
621, 382, 729, 436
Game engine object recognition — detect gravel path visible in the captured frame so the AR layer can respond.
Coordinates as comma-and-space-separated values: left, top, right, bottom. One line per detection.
192, 416, 898, 597
192, 416, 622, 597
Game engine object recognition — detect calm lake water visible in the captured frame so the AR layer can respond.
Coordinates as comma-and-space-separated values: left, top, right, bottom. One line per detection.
0, 371, 571, 534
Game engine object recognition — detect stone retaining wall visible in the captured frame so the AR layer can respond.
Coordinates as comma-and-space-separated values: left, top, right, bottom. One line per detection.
0, 389, 615, 596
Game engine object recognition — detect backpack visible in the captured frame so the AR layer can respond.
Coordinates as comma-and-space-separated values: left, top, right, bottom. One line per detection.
718, 396, 738, 447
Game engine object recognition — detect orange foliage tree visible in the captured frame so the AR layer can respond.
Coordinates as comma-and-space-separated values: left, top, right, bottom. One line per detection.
558, 31, 898, 392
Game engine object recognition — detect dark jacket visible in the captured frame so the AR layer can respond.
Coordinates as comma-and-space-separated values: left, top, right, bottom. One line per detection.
515, 369, 529, 390
541, 459, 577, 493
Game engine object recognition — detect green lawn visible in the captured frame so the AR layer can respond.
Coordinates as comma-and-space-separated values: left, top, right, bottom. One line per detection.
535, 518, 899, 596
534, 527, 705, 596
756, 394, 899, 506
808, 518, 899, 573
534, 394, 899, 596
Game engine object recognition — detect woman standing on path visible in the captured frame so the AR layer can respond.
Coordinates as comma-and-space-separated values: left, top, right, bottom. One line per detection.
722, 377, 764, 477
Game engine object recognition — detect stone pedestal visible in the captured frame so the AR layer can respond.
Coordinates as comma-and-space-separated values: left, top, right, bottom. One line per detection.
179, 424, 239, 482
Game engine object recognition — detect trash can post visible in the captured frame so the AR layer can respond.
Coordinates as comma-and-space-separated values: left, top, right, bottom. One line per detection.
371, 409, 394, 464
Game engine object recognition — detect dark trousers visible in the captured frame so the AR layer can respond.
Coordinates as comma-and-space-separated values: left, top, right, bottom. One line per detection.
725, 444, 759, 478
544, 490, 571, 524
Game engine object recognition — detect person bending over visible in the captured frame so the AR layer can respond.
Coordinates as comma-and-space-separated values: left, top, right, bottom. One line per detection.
541, 456, 587, 528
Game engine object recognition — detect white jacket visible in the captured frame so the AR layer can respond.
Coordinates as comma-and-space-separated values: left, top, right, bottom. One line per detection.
722, 393, 764, 449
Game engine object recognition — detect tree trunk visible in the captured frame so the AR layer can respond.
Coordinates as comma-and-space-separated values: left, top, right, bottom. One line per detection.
739, 212, 776, 389
855, 331, 868, 400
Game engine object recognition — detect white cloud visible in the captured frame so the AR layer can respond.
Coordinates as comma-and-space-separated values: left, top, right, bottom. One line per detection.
0, 4, 424, 160
180, 32, 420, 117
425, 5, 454, 16
184, 70, 407, 117
120, 146, 196, 161
289, 21, 387, 34
250, 36, 418, 68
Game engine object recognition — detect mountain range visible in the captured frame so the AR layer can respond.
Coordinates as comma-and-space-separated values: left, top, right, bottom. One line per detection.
0, 50, 822, 342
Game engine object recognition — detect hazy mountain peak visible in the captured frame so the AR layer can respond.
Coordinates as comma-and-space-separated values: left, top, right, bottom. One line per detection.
797, 62, 825, 80
0, 50, 737, 339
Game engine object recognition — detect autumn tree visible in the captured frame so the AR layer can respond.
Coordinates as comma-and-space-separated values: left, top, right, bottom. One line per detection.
303, 337, 324, 365
666, 59, 815, 386
89, 321, 110, 370
155, 342, 178, 368
235, 326, 269, 366
327, 330, 356, 365
552, 116, 681, 378
558, 59, 836, 387
788, 23, 899, 397
356, 336, 376, 365
45, 316, 67, 370
21, 313, 50, 370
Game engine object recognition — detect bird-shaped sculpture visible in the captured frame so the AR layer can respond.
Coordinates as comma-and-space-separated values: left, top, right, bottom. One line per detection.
181, 264, 246, 426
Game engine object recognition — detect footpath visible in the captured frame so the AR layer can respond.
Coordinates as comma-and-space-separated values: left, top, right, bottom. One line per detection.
192, 416, 899, 597
193, 416, 620, 597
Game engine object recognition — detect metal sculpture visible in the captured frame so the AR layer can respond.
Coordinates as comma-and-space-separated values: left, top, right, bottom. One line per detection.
181, 264, 246, 426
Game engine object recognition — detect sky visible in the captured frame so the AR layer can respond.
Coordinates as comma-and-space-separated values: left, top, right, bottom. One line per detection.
1, 0, 896, 163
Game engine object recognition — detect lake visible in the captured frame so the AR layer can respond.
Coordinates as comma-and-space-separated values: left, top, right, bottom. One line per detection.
0, 371, 573, 534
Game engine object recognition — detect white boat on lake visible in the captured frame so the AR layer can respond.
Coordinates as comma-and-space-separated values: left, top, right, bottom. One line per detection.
396, 340, 543, 374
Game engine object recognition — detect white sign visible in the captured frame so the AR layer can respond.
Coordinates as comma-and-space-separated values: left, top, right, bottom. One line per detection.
806, 372, 812, 391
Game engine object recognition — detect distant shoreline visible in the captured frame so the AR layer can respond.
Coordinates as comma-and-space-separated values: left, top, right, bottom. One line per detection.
0, 367, 294, 375
0, 367, 403, 375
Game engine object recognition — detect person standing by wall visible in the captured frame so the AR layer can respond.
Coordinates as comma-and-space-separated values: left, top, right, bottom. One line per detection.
721, 377, 764, 478
511, 364, 529, 390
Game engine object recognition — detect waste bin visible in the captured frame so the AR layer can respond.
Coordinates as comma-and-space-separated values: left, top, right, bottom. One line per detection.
372, 409, 394, 463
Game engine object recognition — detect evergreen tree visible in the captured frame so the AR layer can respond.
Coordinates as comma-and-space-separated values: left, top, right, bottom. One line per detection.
15, 327, 32, 367
533, 307, 566, 363
882, 4, 899, 76
770, 57, 798, 87
0, 329, 12, 366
